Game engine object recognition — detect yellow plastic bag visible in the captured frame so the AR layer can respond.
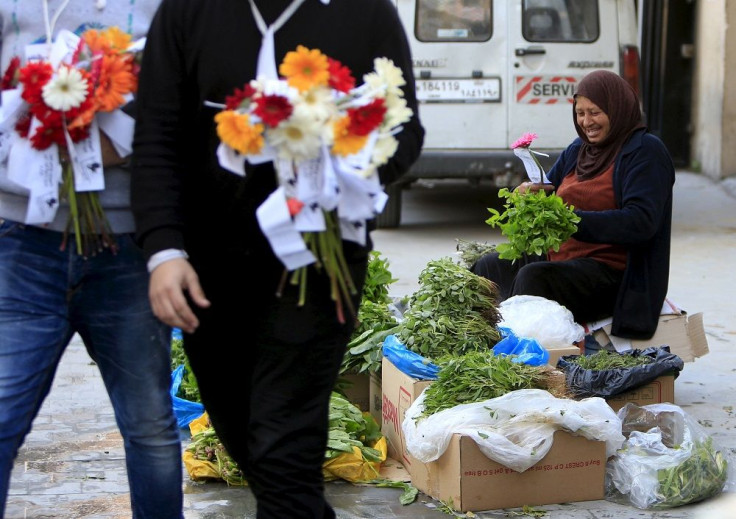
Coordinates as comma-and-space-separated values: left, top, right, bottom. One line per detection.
322, 436, 387, 483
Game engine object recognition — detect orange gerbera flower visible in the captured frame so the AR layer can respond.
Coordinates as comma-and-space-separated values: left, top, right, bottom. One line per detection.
93, 55, 137, 112
215, 110, 265, 155
83, 26, 132, 54
332, 116, 368, 157
279, 46, 329, 93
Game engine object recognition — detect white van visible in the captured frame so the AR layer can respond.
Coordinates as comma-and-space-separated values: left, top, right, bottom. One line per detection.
381, 0, 641, 227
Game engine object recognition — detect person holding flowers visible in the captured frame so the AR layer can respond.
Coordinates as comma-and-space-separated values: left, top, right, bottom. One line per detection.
0, 3, 184, 518
131, 0, 424, 517
471, 70, 675, 340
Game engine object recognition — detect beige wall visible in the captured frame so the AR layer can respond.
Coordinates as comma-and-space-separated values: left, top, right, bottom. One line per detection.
691, 0, 736, 179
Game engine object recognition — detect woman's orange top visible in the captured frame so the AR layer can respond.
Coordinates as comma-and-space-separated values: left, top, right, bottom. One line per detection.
548, 164, 627, 270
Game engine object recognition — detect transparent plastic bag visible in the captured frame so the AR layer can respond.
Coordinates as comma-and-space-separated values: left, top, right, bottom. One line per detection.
499, 295, 585, 349
606, 403, 733, 509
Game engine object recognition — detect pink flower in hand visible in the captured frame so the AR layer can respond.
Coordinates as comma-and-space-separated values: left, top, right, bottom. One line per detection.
511, 132, 538, 149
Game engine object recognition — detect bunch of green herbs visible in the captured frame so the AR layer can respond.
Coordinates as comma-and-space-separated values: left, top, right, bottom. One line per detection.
455, 238, 497, 269
394, 258, 502, 361
486, 187, 581, 261
567, 349, 653, 371
420, 351, 554, 417
340, 251, 399, 375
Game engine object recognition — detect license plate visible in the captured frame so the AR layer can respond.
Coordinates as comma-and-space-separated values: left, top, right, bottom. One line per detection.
416, 78, 501, 102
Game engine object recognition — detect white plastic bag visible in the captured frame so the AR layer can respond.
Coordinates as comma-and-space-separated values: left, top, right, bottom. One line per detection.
402, 388, 624, 473
606, 403, 732, 509
499, 295, 585, 349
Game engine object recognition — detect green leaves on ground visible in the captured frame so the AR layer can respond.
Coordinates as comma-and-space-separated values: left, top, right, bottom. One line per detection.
485, 187, 580, 261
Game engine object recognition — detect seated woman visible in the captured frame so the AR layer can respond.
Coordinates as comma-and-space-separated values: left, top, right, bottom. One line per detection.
472, 70, 675, 340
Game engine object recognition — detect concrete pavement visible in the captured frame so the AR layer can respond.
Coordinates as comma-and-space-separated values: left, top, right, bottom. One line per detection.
6, 171, 736, 518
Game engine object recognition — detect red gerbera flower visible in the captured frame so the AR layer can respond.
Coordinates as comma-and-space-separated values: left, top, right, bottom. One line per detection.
14, 113, 31, 138
2, 56, 21, 90
225, 84, 257, 110
18, 61, 54, 105
29, 111, 66, 150
327, 58, 355, 93
253, 94, 293, 127
347, 98, 386, 136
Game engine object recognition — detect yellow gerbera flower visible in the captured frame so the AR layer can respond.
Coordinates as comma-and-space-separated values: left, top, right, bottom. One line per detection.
332, 116, 368, 157
279, 46, 329, 93
215, 111, 264, 155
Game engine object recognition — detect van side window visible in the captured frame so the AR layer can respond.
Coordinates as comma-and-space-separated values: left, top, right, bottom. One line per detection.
416, 0, 493, 42
522, 0, 599, 42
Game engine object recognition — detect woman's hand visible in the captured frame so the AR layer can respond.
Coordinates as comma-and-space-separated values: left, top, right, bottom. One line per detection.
516, 181, 554, 194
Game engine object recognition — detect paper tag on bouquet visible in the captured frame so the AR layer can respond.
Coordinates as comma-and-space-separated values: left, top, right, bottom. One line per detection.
513, 147, 550, 184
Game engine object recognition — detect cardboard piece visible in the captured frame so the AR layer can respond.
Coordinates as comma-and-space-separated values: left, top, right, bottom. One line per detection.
606, 374, 675, 412
547, 345, 581, 367
380, 357, 432, 469
412, 430, 606, 512
591, 312, 709, 363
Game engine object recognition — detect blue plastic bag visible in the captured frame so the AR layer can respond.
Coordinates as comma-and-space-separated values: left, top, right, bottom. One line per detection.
382, 334, 439, 380
170, 364, 205, 429
492, 327, 550, 366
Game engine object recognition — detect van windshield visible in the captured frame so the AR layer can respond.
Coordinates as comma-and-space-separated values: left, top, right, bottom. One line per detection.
522, 0, 600, 42
416, 0, 492, 42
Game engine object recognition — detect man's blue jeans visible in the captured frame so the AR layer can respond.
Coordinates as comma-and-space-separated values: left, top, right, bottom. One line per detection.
0, 220, 183, 518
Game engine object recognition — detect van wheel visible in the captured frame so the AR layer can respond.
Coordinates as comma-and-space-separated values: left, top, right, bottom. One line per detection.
376, 183, 402, 229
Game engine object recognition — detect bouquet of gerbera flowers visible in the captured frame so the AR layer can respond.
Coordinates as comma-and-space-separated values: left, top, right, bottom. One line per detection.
1, 26, 142, 255
213, 45, 412, 323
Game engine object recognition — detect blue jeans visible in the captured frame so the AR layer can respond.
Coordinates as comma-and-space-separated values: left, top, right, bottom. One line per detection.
0, 220, 183, 519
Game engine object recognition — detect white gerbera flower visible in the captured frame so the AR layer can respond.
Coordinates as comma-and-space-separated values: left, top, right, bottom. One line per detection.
267, 112, 323, 162
382, 94, 413, 129
364, 58, 406, 97
370, 135, 399, 169
42, 66, 89, 111
292, 86, 336, 125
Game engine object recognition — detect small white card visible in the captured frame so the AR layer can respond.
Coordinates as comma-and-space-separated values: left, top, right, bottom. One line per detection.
7, 137, 62, 223
256, 186, 316, 271
65, 118, 105, 192
216, 143, 247, 176
513, 147, 550, 184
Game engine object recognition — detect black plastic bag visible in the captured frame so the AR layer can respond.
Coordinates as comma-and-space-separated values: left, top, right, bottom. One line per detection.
557, 346, 684, 398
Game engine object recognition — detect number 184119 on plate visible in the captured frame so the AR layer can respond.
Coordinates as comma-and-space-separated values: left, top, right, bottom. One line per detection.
416, 78, 501, 102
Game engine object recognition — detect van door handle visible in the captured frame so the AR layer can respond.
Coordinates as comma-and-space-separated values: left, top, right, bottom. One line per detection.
515, 48, 546, 56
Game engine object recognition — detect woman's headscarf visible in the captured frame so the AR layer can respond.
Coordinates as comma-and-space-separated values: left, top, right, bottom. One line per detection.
573, 70, 644, 180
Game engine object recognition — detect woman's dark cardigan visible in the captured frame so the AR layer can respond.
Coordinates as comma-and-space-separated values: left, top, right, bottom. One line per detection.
547, 128, 675, 339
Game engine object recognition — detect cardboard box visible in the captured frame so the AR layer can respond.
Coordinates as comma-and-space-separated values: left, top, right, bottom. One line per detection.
591, 311, 708, 362
380, 357, 432, 469
369, 370, 382, 427
606, 374, 675, 412
411, 430, 606, 512
341, 373, 370, 414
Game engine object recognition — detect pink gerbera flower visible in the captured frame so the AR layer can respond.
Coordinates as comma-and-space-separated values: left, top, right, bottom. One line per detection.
511, 132, 538, 149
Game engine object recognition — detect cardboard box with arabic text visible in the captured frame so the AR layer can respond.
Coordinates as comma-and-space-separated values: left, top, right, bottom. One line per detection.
380, 357, 432, 471
411, 430, 607, 512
